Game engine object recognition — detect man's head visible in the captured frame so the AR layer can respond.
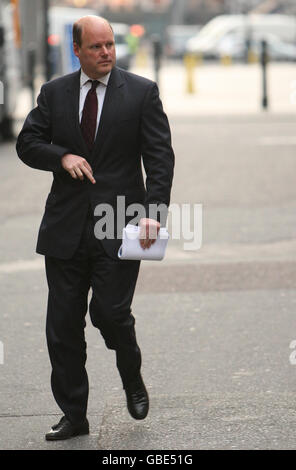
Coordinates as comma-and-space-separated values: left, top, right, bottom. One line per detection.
73, 16, 116, 79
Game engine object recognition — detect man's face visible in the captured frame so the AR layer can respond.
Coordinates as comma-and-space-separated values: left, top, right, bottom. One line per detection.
73, 21, 116, 78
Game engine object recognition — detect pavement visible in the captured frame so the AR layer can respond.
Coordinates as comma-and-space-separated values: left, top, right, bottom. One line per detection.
1, 61, 296, 450
14, 59, 296, 121
132, 59, 296, 116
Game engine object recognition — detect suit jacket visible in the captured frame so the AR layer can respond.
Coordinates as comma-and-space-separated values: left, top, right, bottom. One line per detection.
16, 66, 174, 260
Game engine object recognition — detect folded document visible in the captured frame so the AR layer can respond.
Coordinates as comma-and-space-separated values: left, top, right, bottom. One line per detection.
118, 224, 169, 261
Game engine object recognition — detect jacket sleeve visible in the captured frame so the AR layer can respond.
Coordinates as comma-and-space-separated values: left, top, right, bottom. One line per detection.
140, 82, 175, 224
16, 85, 71, 172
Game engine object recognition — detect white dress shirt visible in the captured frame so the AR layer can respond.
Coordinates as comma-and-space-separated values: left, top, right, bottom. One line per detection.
79, 69, 111, 138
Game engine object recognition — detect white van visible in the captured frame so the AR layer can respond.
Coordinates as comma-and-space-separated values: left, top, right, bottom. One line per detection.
186, 14, 296, 59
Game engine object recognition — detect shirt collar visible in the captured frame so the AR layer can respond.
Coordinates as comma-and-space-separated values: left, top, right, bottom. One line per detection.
80, 68, 111, 88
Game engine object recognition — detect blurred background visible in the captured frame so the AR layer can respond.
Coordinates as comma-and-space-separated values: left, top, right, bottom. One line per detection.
1, 0, 296, 137
1, 1, 296, 450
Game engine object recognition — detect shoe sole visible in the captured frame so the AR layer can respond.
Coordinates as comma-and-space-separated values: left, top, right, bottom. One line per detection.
129, 413, 148, 420
127, 405, 149, 420
45, 427, 89, 441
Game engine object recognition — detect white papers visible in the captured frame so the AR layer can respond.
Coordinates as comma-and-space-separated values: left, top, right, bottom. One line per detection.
118, 224, 169, 261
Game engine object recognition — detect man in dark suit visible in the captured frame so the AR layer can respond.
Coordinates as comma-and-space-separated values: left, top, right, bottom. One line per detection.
16, 16, 174, 441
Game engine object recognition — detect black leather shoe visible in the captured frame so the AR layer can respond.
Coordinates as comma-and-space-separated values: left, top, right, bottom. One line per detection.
124, 374, 149, 420
45, 416, 89, 441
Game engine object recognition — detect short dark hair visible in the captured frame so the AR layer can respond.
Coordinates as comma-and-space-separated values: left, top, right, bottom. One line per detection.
73, 22, 83, 47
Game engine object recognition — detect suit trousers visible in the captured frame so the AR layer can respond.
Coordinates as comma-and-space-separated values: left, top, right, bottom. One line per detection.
44, 208, 142, 424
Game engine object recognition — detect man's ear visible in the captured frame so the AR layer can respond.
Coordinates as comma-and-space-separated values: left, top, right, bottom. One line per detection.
73, 42, 80, 58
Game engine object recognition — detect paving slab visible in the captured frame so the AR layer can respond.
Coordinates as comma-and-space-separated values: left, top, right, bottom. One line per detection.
98, 392, 296, 450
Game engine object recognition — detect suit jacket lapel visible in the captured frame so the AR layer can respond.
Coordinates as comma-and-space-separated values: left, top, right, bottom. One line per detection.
66, 69, 90, 158
90, 67, 124, 165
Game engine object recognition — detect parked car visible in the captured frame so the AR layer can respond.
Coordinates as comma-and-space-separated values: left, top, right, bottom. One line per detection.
186, 14, 296, 60
165, 25, 201, 59
217, 31, 296, 62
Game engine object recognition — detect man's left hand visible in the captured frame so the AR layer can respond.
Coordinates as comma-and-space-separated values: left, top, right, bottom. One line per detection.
139, 218, 161, 250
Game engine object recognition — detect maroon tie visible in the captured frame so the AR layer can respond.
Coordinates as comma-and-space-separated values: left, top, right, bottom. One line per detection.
80, 80, 99, 152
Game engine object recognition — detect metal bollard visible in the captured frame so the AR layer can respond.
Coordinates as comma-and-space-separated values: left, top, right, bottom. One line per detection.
135, 48, 148, 68
248, 49, 258, 64
151, 34, 162, 85
220, 54, 232, 66
261, 39, 268, 110
27, 46, 36, 109
184, 53, 196, 94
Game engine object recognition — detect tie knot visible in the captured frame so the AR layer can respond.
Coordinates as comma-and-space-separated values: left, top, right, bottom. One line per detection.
89, 80, 99, 91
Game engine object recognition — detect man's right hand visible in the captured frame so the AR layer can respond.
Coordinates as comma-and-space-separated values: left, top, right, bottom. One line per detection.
61, 154, 96, 184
